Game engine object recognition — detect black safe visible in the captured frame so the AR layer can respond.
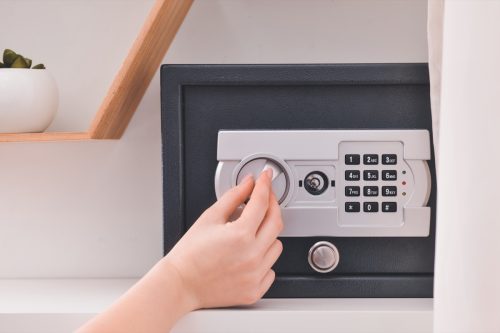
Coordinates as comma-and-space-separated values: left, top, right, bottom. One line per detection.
161, 64, 436, 298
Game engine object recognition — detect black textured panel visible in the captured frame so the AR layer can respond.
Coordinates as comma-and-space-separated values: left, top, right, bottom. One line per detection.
161, 64, 436, 298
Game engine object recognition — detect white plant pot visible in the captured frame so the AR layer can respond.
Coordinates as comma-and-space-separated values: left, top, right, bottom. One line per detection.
0, 69, 58, 133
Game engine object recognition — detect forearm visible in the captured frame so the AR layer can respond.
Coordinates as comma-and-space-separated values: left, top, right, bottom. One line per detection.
77, 257, 196, 333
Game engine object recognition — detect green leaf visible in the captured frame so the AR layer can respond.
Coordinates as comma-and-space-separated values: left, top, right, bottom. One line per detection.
3, 49, 18, 66
32, 63, 46, 69
0, 62, 4, 68
23, 57, 32, 68
11, 56, 29, 68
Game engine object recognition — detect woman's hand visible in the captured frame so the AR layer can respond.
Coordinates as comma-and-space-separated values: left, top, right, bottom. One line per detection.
163, 169, 284, 309
77, 169, 283, 333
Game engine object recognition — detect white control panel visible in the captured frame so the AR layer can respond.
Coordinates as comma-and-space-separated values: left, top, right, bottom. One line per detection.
215, 130, 432, 237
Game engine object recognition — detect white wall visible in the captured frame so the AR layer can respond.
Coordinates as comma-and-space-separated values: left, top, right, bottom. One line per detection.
434, 1, 500, 332
0, 0, 427, 278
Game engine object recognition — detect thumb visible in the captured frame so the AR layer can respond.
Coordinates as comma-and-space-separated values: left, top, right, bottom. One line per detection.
211, 175, 255, 221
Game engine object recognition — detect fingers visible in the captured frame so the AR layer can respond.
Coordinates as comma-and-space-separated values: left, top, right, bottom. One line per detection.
257, 269, 276, 300
238, 169, 273, 232
256, 191, 283, 249
259, 240, 283, 276
209, 175, 255, 221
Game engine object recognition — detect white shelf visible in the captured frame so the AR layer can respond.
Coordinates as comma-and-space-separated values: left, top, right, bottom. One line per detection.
0, 279, 433, 333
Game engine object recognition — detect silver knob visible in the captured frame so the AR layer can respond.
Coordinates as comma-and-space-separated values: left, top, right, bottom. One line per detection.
236, 158, 289, 204
308, 241, 339, 273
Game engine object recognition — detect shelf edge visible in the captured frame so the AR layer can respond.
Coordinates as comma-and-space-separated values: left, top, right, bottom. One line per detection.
0, 132, 91, 142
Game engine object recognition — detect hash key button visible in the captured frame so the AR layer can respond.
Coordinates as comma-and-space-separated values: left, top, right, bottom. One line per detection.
345, 202, 360, 212
382, 202, 397, 212
382, 170, 397, 181
363, 202, 379, 213
345, 170, 360, 181
382, 154, 397, 165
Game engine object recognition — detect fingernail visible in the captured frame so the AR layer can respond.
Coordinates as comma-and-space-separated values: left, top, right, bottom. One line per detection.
262, 168, 273, 179
241, 174, 253, 184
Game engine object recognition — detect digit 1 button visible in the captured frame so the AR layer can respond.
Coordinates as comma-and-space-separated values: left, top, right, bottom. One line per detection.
382, 170, 397, 181
382, 154, 397, 165
345, 170, 360, 181
345, 202, 360, 212
345, 186, 360, 197
382, 202, 397, 212
363, 202, 379, 213
363, 154, 379, 165
345, 154, 360, 165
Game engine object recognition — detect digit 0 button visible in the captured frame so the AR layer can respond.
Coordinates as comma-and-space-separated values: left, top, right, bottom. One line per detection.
308, 241, 340, 273
363, 202, 379, 213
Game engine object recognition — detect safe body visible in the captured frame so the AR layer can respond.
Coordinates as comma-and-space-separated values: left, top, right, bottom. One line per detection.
161, 64, 436, 297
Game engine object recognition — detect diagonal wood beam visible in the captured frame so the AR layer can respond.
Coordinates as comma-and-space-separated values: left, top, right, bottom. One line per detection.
89, 0, 193, 139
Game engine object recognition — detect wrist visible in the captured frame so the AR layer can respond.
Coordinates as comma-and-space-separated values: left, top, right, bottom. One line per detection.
158, 255, 201, 313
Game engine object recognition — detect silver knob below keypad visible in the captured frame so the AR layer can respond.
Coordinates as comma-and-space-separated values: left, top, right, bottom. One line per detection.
308, 241, 340, 273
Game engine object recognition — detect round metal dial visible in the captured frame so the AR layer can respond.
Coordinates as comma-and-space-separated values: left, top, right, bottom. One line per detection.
308, 241, 340, 273
236, 158, 289, 204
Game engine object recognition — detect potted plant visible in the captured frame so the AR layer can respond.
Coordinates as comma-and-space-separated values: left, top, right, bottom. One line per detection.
0, 49, 58, 133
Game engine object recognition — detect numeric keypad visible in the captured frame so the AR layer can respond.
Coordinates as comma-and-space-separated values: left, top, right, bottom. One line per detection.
343, 151, 401, 214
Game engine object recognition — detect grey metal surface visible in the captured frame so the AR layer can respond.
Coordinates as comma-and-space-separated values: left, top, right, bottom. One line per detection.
215, 130, 432, 237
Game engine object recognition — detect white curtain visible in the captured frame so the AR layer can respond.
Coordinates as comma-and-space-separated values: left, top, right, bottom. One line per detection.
430, 1, 500, 332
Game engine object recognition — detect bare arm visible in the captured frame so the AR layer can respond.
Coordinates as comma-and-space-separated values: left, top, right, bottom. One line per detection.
77, 169, 283, 333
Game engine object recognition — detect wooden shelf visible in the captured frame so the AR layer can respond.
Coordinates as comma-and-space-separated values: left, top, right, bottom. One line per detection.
0, 132, 90, 143
1, 0, 193, 143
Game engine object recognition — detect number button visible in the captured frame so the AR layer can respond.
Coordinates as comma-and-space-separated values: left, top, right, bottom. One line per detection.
382, 154, 397, 165
345, 186, 360, 197
382, 170, 397, 181
363, 170, 379, 181
345, 154, 360, 165
382, 202, 397, 212
382, 186, 397, 196
363, 154, 379, 165
345, 170, 360, 181
363, 202, 379, 213
345, 202, 360, 212
364, 186, 379, 197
